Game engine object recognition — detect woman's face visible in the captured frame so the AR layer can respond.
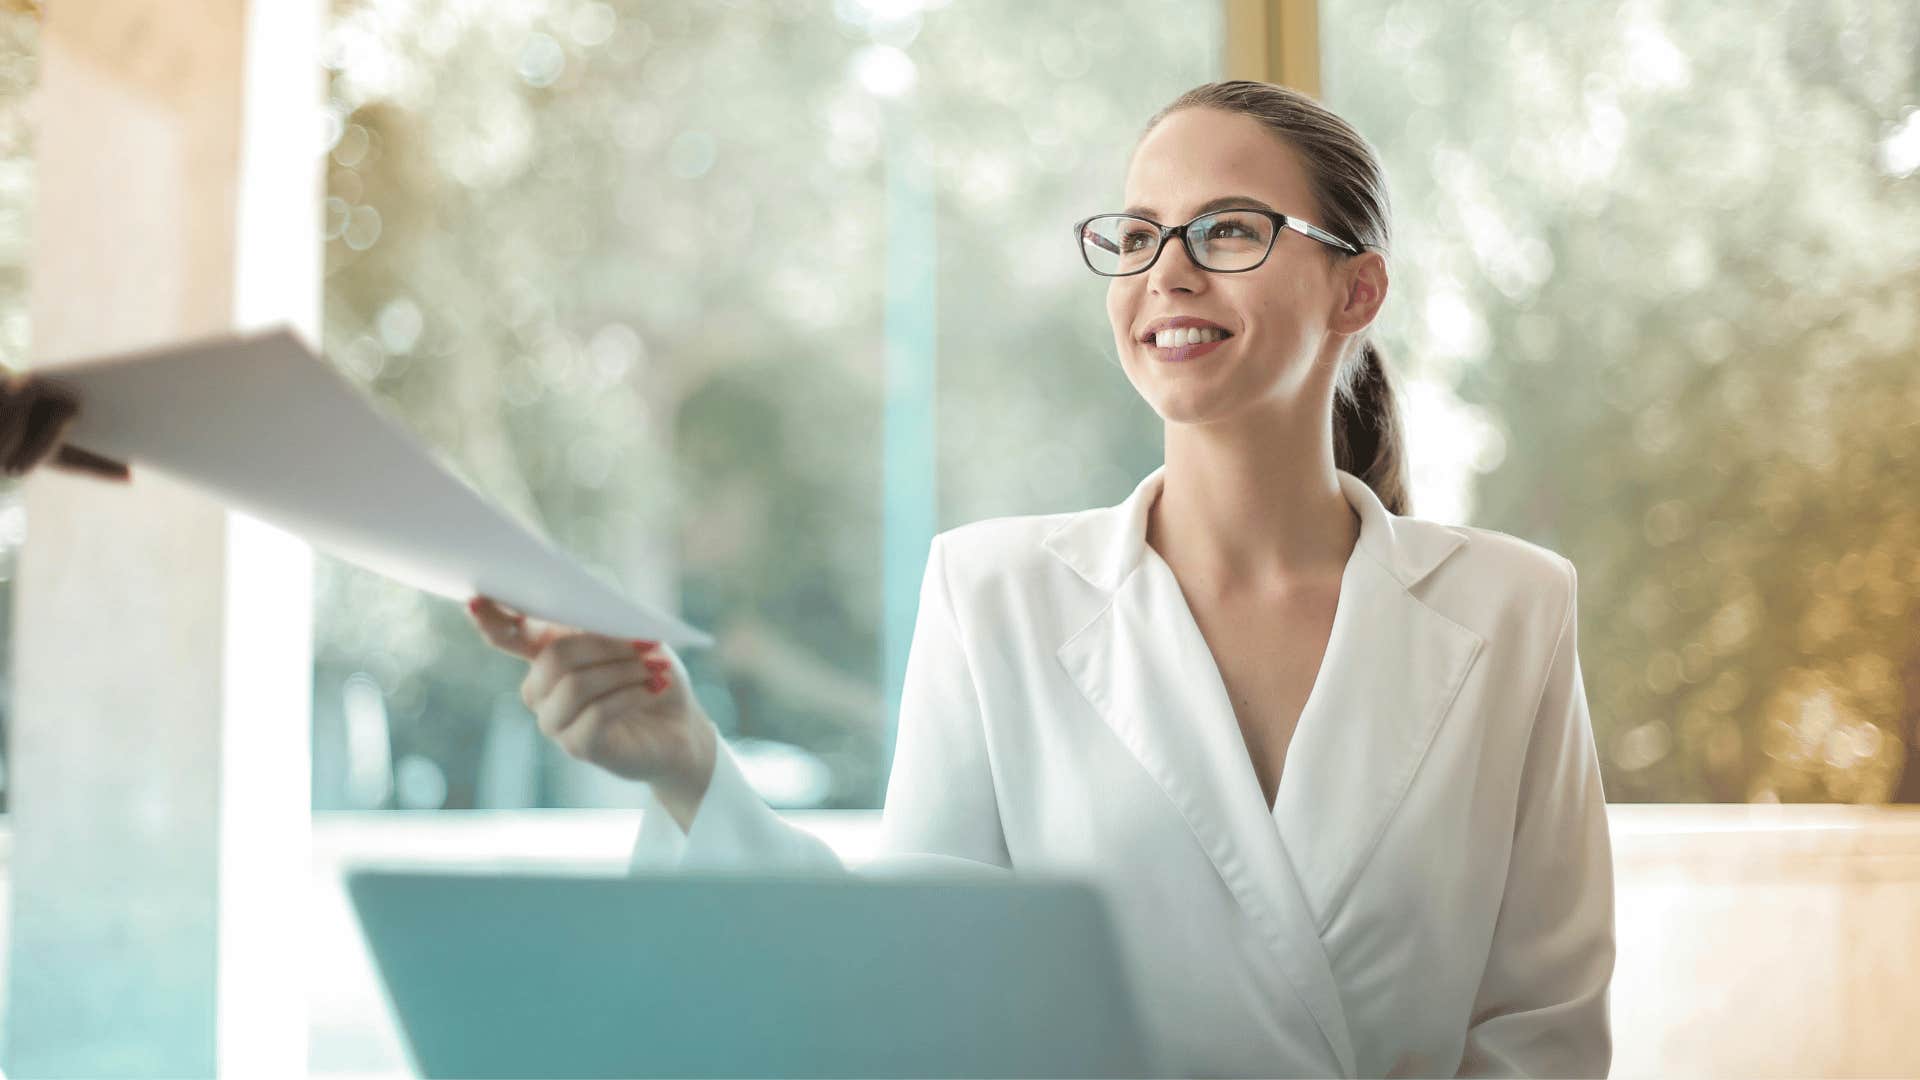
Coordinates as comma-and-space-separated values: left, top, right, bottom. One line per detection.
1105, 107, 1375, 427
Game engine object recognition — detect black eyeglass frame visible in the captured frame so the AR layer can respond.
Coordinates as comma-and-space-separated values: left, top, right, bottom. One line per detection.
1072, 207, 1362, 277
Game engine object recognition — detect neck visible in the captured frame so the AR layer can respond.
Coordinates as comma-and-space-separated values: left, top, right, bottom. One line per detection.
1146, 403, 1360, 600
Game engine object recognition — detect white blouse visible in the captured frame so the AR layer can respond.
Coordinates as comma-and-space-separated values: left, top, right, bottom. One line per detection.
631, 465, 1615, 1079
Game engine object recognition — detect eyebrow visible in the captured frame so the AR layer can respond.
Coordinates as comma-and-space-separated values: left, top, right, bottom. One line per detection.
1120, 194, 1276, 220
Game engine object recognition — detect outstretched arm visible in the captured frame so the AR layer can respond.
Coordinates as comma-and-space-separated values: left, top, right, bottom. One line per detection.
629, 532, 1012, 877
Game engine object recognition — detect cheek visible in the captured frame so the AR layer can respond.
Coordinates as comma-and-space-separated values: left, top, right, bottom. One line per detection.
1105, 281, 1137, 348
1235, 274, 1314, 351
1271, 261, 1331, 318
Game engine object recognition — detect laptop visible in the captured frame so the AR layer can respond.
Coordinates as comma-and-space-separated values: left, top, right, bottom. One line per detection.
345, 868, 1164, 1079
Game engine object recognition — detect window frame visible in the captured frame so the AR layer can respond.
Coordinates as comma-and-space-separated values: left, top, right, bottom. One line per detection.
1223, 0, 1321, 93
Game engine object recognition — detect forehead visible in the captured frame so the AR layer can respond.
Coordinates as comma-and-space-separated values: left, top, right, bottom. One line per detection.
1121, 107, 1314, 220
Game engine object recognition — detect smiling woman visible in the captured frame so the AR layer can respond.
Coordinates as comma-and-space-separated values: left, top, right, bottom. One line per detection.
1107, 82, 1411, 519
613, 78, 1615, 1079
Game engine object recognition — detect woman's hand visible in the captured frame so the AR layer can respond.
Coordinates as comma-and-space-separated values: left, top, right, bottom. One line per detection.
466, 596, 718, 828
0, 370, 131, 480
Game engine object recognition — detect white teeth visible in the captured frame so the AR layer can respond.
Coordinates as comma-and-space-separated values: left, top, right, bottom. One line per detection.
1153, 327, 1226, 347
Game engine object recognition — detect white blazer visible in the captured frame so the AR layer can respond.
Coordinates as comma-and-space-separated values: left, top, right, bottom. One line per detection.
631, 465, 1616, 1079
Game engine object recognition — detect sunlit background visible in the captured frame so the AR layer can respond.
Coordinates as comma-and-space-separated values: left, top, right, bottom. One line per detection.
0, 0, 1918, 1075
1, 2, 1913, 816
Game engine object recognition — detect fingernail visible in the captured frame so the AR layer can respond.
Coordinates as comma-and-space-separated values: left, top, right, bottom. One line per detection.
633, 640, 658, 654
644, 658, 669, 672
646, 675, 666, 693
467, 598, 481, 612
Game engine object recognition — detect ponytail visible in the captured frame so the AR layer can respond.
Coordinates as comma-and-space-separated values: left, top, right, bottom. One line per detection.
1332, 339, 1410, 515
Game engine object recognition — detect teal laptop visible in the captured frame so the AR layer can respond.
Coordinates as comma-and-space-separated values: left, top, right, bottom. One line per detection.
346, 868, 1163, 1079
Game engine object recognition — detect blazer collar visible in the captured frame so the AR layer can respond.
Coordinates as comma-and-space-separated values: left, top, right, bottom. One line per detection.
1040, 464, 1469, 594
1046, 464, 1483, 1078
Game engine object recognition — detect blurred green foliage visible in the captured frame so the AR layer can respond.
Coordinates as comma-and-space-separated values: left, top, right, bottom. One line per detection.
312, 0, 1212, 809
0, 2, 1912, 811
1322, 0, 1920, 801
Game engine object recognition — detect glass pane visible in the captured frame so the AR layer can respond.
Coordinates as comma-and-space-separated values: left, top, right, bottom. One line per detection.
0, 8, 34, 816
315, 0, 1221, 812
1322, 3, 1920, 802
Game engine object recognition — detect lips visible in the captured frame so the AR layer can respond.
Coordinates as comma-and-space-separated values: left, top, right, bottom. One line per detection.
1152, 334, 1231, 362
1137, 316, 1234, 346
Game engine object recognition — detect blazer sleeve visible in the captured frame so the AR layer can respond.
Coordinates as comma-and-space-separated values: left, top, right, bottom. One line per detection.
630, 532, 1012, 878
1457, 557, 1616, 1079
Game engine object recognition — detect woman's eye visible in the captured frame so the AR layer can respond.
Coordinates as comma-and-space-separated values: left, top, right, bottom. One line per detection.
1120, 230, 1155, 251
1206, 222, 1254, 240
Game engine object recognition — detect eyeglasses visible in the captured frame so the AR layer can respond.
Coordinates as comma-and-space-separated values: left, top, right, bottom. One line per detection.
1072, 207, 1361, 277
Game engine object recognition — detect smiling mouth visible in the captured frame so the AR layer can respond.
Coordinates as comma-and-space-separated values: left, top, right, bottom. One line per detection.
1145, 327, 1233, 348
1150, 333, 1232, 362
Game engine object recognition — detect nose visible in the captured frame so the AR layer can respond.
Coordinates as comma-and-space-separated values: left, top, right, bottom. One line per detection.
1145, 230, 1207, 295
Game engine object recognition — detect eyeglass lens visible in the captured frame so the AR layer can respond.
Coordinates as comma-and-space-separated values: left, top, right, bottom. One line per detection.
1078, 211, 1275, 275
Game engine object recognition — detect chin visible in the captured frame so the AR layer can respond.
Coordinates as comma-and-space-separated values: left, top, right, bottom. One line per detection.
1122, 356, 1224, 415
1137, 383, 1235, 427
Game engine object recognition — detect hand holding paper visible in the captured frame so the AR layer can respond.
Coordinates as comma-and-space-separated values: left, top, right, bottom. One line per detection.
48, 327, 713, 649
0, 367, 129, 480
467, 596, 718, 825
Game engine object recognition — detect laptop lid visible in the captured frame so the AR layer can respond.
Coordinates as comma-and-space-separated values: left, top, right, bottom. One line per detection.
345, 868, 1162, 1079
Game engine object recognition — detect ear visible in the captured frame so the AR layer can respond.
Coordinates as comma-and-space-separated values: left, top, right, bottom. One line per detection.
1329, 251, 1388, 336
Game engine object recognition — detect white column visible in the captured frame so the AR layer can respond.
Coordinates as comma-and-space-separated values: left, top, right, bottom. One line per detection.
4, 0, 320, 1075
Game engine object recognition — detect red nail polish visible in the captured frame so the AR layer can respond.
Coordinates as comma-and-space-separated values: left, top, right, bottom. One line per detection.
633, 640, 658, 654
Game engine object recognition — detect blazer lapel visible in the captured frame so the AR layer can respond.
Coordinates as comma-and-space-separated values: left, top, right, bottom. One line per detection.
1058, 553, 1361, 1076
1046, 466, 1484, 1079
1272, 544, 1485, 930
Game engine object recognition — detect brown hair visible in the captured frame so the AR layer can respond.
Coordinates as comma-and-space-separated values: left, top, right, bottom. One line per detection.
1139, 80, 1411, 515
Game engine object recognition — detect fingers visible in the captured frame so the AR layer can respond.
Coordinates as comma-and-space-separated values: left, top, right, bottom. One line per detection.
0, 378, 37, 467
0, 376, 128, 482
51, 444, 131, 481
553, 682, 658, 763
523, 630, 664, 708
533, 657, 657, 739
9, 394, 75, 475
466, 596, 559, 660
464, 594, 678, 768
467, 595, 529, 658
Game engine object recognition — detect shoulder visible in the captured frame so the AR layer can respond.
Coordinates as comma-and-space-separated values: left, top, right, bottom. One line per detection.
1438, 520, 1576, 596
932, 511, 1079, 586
1410, 516, 1578, 640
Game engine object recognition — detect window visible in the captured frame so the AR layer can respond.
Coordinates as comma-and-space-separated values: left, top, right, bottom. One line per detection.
315, 0, 1223, 812
1321, 2, 1920, 801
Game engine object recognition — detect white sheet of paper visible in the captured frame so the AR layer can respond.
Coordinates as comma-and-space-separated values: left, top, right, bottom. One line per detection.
51, 326, 714, 650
